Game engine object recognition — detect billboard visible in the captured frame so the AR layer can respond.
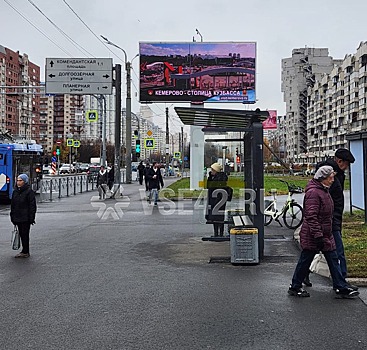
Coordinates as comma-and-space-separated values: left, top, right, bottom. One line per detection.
139, 42, 256, 103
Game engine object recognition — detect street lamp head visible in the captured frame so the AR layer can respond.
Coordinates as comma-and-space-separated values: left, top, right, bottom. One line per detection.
100, 35, 110, 43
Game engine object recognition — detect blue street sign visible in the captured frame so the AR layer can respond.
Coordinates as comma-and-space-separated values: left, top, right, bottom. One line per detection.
51, 156, 57, 162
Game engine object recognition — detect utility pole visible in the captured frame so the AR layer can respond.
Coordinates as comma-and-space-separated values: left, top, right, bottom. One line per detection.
165, 107, 169, 175
125, 61, 132, 184
112, 64, 122, 198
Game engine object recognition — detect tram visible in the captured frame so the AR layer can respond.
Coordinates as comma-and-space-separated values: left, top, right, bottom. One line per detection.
0, 140, 43, 201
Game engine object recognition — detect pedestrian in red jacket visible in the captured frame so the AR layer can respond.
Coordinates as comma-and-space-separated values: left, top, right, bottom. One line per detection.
288, 166, 359, 298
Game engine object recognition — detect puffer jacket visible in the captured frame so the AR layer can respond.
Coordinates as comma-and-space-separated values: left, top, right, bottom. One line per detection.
10, 184, 37, 224
206, 171, 228, 222
299, 179, 335, 251
316, 158, 344, 231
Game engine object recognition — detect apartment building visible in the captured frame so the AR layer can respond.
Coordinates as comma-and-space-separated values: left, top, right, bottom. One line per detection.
281, 47, 339, 161
0, 45, 40, 141
39, 93, 84, 154
307, 41, 367, 161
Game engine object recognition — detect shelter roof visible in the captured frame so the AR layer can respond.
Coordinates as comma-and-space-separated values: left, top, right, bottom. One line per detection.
174, 107, 269, 130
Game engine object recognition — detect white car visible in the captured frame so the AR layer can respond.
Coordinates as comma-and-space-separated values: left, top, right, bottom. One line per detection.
59, 164, 75, 174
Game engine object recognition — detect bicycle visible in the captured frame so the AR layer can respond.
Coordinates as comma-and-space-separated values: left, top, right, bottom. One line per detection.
264, 179, 304, 229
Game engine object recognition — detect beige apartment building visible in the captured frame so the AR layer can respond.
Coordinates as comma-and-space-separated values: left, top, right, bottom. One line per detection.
307, 41, 367, 162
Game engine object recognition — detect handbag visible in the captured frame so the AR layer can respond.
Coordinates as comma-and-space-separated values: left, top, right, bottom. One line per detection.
11, 225, 20, 250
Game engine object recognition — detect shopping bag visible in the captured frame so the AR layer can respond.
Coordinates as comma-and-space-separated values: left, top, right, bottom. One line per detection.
11, 225, 20, 250
309, 253, 323, 273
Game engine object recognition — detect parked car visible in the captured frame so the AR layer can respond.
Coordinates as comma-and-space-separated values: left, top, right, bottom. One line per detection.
59, 163, 75, 174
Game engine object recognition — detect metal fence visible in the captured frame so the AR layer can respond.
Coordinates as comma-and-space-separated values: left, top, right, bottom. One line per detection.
39, 175, 96, 202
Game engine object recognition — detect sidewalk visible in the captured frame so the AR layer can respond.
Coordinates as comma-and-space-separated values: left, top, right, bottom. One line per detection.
0, 181, 366, 349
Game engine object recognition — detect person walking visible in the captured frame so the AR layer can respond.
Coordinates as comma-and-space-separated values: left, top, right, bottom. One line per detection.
288, 166, 359, 298
143, 163, 150, 192
146, 162, 164, 206
137, 161, 145, 186
205, 163, 229, 237
10, 174, 37, 258
304, 148, 357, 289
97, 165, 108, 200
108, 165, 114, 190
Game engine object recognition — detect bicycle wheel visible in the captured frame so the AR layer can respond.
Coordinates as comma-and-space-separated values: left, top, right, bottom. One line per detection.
283, 202, 303, 229
264, 202, 274, 226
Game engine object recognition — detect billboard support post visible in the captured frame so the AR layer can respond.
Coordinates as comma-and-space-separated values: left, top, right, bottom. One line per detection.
125, 61, 132, 184
166, 107, 170, 176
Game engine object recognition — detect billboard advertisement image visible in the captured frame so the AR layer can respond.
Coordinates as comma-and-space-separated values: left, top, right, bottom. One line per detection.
263, 110, 277, 129
139, 42, 256, 103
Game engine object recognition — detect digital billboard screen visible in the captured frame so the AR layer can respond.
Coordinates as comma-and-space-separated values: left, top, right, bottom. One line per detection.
139, 42, 256, 103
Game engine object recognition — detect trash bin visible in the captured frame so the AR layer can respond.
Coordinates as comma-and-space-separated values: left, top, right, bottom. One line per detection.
230, 227, 259, 264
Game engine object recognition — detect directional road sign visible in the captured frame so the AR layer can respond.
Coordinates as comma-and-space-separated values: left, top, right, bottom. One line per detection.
45, 58, 113, 95
144, 138, 155, 149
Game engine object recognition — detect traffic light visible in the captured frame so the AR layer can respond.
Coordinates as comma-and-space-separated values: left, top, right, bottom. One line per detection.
135, 140, 141, 158
56, 146, 60, 156
236, 147, 239, 156
236, 156, 240, 164
133, 130, 139, 138
53, 150, 57, 156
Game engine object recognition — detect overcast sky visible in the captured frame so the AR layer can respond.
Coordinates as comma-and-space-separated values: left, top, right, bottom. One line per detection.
2, 0, 367, 132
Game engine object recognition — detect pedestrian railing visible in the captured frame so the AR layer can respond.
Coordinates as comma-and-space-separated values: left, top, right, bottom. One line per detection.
39, 175, 96, 202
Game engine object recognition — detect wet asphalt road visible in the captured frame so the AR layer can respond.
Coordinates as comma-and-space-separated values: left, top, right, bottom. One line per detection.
0, 180, 366, 350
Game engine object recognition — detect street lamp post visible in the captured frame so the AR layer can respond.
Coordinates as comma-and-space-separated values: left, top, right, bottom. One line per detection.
101, 35, 139, 184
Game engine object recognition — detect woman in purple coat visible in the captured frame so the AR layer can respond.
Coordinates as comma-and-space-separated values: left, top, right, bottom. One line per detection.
288, 166, 359, 298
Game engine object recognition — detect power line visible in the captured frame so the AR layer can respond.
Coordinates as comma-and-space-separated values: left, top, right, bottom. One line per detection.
62, 0, 124, 62
27, 0, 95, 57
3, 0, 73, 57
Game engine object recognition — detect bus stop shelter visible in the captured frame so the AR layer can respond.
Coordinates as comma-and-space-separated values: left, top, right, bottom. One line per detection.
174, 106, 269, 259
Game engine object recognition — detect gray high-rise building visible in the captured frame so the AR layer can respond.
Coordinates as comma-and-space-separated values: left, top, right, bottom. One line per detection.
281, 47, 341, 161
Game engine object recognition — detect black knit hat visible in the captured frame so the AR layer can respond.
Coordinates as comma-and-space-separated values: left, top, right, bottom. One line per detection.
335, 148, 355, 163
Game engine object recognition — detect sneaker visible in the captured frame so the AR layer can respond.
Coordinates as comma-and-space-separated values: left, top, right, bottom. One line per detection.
335, 287, 360, 298
346, 283, 359, 291
303, 276, 312, 287
15, 253, 30, 258
288, 286, 310, 297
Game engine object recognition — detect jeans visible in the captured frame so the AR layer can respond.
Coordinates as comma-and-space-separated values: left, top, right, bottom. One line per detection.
291, 249, 348, 290
150, 189, 159, 204
333, 230, 347, 278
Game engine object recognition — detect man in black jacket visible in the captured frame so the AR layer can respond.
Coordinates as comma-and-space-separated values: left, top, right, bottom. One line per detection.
305, 148, 356, 289
146, 162, 164, 206
10, 174, 37, 258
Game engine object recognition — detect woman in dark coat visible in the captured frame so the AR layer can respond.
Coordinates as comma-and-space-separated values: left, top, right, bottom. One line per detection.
10, 173, 37, 258
288, 166, 359, 298
206, 162, 228, 237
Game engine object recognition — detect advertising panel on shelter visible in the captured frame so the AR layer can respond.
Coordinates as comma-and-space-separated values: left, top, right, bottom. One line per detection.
263, 110, 277, 129
139, 42, 256, 103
